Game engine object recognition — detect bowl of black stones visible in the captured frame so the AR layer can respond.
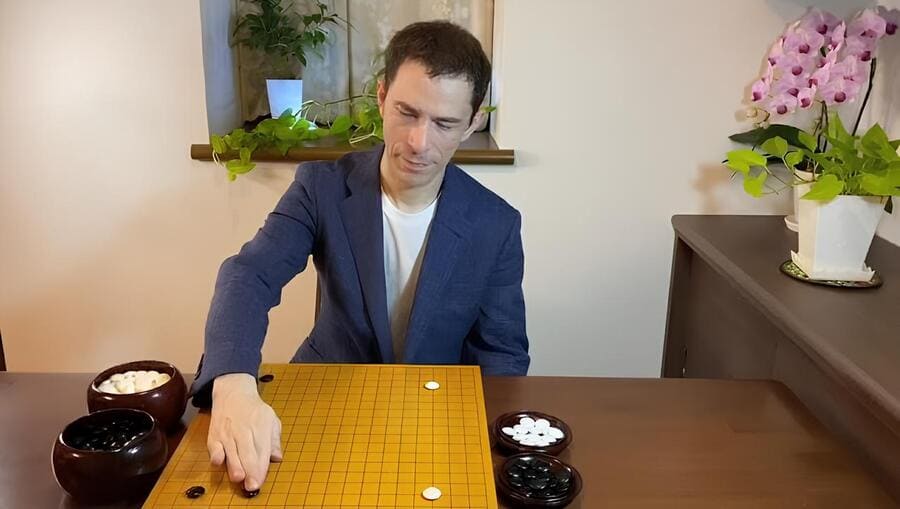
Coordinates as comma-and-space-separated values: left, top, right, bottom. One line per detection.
52, 408, 167, 503
493, 410, 572, 455
497, 453, 582, 507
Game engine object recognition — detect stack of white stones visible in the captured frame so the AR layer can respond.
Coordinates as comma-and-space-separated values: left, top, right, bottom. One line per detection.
501, 416, 565, 448
97, 370, 172, 394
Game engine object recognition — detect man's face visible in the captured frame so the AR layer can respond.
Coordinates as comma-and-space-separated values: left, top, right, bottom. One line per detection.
377, 60, 483, 190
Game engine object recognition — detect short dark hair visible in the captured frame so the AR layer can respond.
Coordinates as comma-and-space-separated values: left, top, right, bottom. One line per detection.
383, 20, 491, 121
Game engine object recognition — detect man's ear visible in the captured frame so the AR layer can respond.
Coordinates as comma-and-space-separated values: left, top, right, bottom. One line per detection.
377, 80, 387, 117
461, 109, 487, 142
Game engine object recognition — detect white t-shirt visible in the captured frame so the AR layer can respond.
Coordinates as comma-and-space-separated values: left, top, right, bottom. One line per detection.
382, 191, 438, 362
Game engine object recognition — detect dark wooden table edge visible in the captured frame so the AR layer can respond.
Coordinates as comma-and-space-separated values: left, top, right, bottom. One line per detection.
669, 214, 900, 437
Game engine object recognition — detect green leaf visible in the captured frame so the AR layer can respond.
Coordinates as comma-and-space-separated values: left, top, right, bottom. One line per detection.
211, 135, 226, 154
226, 159, 255, 175
330, 115, 353, 135
798, 131, 817, 151
239, 147, 251, 164
861, 123, 899, 161
743, 171, 768, 197
726, 149, 767, 171
480, 105, 497, 114
806, 152, 842, 174
826, 113, 852, 144
761, 136, 789, 158
784, 151, 804, 170
802, 174, 845, 200
726, 160, 749, 174
728, 124, 805, 149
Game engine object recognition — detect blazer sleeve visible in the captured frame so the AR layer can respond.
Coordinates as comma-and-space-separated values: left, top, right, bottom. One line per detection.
463, 211, 530, 375
189, 165, 319, 406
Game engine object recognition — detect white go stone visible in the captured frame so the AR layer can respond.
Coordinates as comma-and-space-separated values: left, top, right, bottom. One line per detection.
507, 414, 566, 447
99, 370, 171, 395
422, 486, 442, 500
424, 381, 440, 391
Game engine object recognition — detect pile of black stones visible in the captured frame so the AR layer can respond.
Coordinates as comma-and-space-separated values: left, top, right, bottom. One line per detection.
66, 415, 151, 451
504, 455, 573, 500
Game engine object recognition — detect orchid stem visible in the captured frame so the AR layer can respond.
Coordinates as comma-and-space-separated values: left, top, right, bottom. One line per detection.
852, 57, 877, 137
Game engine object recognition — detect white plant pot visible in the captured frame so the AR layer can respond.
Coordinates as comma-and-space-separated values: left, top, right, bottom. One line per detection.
791, 195, 885, 281
785, 170, 814, 232
266, 79, 303, 118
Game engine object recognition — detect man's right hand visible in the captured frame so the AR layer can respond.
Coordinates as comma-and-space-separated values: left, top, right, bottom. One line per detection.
208, 373, 283, 491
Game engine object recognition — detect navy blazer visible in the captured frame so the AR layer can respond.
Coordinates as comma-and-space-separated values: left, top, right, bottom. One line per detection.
190, 145, 529, 405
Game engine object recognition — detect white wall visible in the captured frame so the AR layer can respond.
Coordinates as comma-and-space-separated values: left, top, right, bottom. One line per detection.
476, 0, 890, 377
0, 1, 316, 372
871, 0, 900, 240
0, 0, 896, 376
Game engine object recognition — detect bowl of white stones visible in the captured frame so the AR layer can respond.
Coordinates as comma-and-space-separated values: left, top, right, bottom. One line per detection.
87, 360, 187, 432
493, 411, 572, 456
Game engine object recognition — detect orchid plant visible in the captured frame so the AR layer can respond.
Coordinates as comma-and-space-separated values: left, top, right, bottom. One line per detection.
725, 6, 900, 206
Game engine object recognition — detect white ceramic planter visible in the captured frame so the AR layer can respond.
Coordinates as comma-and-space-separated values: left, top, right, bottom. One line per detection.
791, 195, 885, 281
266, 79, 303, 118
785, 170, 814, 232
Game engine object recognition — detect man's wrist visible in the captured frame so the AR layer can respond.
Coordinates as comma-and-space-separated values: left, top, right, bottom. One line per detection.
212, 373, 258, 399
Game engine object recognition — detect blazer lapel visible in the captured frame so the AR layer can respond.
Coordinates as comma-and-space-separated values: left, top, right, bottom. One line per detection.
338, 146, 394, 363
404, 165, 473, 358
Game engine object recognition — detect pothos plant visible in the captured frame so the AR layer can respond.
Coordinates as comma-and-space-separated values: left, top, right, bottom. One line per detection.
233, 0, 345, 79
724, 6, 900, 208
726, 114, 900, 210
210, 76, 498, 181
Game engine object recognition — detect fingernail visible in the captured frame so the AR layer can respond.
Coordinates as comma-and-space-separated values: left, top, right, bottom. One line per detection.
245, 479, 258, 491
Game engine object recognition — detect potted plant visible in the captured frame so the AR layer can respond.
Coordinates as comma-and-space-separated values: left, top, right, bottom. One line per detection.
233, 0, 345, 119
725, 6, 900, 281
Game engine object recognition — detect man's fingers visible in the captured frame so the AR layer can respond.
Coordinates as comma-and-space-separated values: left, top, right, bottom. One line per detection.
236, 431, 262, 491
207, 439, 226, 466
270, 420, 283, 463
222, 436, 245, 483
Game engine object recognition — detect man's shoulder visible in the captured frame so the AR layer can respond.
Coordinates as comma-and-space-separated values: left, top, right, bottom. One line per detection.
292, 146, 381, 189
447, 164, 520, 223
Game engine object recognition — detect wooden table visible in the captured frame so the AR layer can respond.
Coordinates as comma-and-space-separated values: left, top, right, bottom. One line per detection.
1, 372, 894, 508
662, 215, 900, 500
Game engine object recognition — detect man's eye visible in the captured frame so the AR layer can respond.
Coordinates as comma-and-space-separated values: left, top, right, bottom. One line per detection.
436, 122, 451, 130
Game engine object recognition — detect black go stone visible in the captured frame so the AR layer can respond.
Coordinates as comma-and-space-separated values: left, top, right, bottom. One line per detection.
185, 486, 205, 499
242, 488, 260, 498
505, 456, 572, 500
258, 374, 275, 383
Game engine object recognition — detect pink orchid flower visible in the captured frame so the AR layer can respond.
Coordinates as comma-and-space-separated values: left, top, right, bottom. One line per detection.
799, 8, 842, 37
847, 8, 887, 40
767, 92, 799, 115
877, 6, 899, 35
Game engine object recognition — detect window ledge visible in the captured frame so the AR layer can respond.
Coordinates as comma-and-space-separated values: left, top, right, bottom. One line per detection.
190, 132, 514, 165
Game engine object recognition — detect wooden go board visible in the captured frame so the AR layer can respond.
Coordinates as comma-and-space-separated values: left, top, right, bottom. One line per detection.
143, 364, 498, 508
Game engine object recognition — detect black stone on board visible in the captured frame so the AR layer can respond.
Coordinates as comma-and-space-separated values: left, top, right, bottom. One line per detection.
185, 486, 205, 499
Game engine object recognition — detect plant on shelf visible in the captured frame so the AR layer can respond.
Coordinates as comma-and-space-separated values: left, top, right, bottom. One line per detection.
233, 0, 344, 79
723, 6, 900, 282
210, 75, 497, 181
233, 0, 347, 120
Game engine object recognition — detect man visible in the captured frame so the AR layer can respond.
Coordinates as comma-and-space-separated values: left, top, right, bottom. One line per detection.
190, 20, 529, 492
